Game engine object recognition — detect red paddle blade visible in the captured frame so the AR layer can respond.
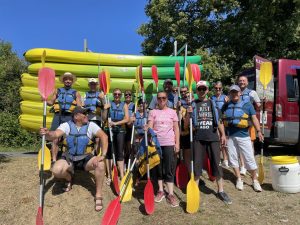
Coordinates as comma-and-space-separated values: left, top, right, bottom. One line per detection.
144, 179, 155, 215
113, 166, 120, 194
101, 197, 121, 225
36, 207, 43, 225
174, 61, 181, 87
204, 154, 216, 181
151, 65, 158, 88
139, 64, 144, 91
38, 67, 55, 101
191, 64, 201, 83
99, 71, 107, 95
176, 162, 189, 189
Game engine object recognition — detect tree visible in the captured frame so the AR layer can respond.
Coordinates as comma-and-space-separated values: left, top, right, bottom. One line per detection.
138, 0, 300, 77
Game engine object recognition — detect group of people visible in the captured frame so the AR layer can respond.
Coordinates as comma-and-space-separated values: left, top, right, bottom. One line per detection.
39, 71, 264, 211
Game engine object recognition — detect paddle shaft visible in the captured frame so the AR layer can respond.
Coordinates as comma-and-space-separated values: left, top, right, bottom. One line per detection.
120, 157, 137, 202
141, 90, 150, 179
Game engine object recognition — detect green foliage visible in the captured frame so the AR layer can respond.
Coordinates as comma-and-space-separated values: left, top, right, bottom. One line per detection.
0, 40, 39, 149
138, 0, 300, 79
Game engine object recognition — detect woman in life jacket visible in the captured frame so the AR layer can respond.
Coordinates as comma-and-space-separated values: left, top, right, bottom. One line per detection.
47, 72, 82, 163
131, 98, 147, 148
211, 81, 229, 168
146, 91, 180, 207
104, 88, 129, 183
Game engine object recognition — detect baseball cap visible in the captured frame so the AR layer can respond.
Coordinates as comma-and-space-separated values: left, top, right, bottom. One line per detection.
229, 85, 241, 92
88, 78, 98, 83
196, 80, 208, 88
164, 79, 173, 85
72, 106, 88, 115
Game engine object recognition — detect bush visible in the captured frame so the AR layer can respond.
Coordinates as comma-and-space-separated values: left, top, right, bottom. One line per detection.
0, 111, 40, 148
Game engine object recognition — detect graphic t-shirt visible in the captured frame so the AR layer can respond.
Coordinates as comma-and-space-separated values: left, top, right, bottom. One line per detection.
148, 108, 178, 146
192, 100, 219, 142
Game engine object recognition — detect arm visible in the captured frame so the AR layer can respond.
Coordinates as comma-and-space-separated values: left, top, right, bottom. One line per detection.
251, 91, 261, 110
184, 106, 192, 130
251, 115, 264, 142
76, 91, 82, 107
173, 121, 180, 153
95, 129, 108, 157
40, 127, 65, 141
46, 89, 57, 106
218, 122, 226, 146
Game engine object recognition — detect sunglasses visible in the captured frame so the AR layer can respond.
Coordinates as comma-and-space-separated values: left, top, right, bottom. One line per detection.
197, 87, 207, 92
180, 90, 187, 93
114, 93, 122, 96
215, 88, 222, 91
125, 93, 131, 97
157, 96, 167, 100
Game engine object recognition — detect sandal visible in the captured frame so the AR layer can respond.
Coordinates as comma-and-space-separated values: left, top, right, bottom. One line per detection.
95, 196, 103, 212
106, 177, 112, 185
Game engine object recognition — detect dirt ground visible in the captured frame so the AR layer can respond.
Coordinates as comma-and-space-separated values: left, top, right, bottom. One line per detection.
1, 146, 300, 225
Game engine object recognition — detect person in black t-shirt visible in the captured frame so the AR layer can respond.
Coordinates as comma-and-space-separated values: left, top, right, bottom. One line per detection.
185, 80, 232, 205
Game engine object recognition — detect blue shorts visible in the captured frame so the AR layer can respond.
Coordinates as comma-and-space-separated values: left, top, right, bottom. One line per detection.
50, 112, 72, 131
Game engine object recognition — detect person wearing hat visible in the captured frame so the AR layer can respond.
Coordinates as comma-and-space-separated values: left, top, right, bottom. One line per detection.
47, 72, 82, 163
185, 80, 232, 204
39, 106, 108, 211
148, 78, 179, 110
221, 85, 263, 192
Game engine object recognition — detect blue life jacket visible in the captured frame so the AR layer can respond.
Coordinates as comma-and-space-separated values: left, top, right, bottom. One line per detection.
54, 88, 77, 112
134, 111, 145, 135
211, 94, 227, 110
127, 102, 135, 117
222, 101, 250, 128
138, 128, 162, 158
179, 98, 189, 109
192, 99, 219, 130
110, 101, 125, 122
167, 93, 178, 109
241, 88, 252, 103
66, 121, 91, 156
84, 91, 100, 113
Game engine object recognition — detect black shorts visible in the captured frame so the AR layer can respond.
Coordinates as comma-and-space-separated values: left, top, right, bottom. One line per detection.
125, 126, 133, 141
180, 135, 190, 149
193, 141, 223, 178
106, 131, 125, 161
153, 146, 176, 183
61, 154, 94, 171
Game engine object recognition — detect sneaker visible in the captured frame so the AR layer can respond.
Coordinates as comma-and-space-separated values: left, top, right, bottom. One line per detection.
199, 179, 206, 186
166, 194, 179, 207
217, 192, 232, 205
222, 160, 229, 168
240, 167, 247, 175
236, 179, 244, 190
154, 191, 165, 203
253, 180, 262, 192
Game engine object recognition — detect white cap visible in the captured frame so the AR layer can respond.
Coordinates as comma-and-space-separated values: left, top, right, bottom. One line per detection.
88, 78, 98, 83
196, 80, 208, 88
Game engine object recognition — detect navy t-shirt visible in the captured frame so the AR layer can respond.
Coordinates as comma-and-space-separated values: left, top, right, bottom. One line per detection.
221, 101, 256, 137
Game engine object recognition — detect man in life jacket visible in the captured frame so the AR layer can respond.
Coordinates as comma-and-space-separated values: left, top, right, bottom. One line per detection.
185, 80, 232, 205
39, 106, 108, 211
221, 85, 263, 192
148, 79, 179, 110
47, 72, 82, 163
211, 81, 229, 168
238, 75, 261, 175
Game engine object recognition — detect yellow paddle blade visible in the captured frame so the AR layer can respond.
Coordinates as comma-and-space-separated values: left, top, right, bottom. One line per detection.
41, 50, 46, 67
119, 171, 133, 202
38, 145, 51, 171
259, 62, 272, 90
135, 66, 140, 91
258, 157, 265, 184
105, 69, 111, 94
185, 64, 194, 92
186, 173, 200, 214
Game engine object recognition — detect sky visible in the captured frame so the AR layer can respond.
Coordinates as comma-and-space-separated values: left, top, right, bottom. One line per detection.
0, 0, 149, 57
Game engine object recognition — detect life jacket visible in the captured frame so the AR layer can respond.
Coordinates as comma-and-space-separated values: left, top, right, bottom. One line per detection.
241, 88, 252, 103
127, 102, 135, 117
110, 101, 125, 122
211, 94, 227, 110
54, 87, 77, 113
192, 99, 219, 130
179, 98, 189, 109
134, 111, 145, 135
222, 101, 250, 128
167, 93, 179, 109
66, 121, 93, 156
84, 91, 101, 114
137, 128, 162, 176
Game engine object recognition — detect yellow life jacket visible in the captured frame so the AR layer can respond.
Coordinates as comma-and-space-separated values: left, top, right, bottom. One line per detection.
138, 145, 160, 176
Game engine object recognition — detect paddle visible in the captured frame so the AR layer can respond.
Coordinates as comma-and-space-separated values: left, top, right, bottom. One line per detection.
151, 65, 158, 92
36, 54, 55, 225
258, 61, 272, 185
37, 51, 52, 171
99, 71, 120, 194
139, 63, 155, 215
186, 64, 200, 214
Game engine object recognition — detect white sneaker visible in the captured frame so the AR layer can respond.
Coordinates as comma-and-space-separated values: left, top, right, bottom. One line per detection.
240, 167, 247, 175
222, 160, 229, 168
253, 180, 262, 192
236, 179, 244, 190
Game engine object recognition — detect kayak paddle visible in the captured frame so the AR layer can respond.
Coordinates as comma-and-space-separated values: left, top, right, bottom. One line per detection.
175, 149, 189, 189
36, 52, 55, 225
258, 61, 272, 185
99, 71, 120, 195
151, 65, 158, 92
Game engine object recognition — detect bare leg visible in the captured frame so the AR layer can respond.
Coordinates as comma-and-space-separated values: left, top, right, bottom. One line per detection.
52, 159, 73, 191
105, 159, 112, 184
158, 179, 164, 192
117, 160, 124, 179
166, 182, 174, 195
233, 167, 242, 180
51, 138, 59, 162
216, 177, 224, 192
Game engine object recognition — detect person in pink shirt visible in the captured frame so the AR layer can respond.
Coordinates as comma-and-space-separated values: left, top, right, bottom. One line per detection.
147, 91, 180, 207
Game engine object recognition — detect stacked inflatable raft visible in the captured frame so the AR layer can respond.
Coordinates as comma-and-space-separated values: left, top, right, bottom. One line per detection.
20, 48, 202, 131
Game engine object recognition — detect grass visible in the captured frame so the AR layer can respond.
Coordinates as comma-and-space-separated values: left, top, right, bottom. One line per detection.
0, 145, 39, 152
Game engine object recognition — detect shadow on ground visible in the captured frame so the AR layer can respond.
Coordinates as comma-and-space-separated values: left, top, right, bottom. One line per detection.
0, 154, 11, 164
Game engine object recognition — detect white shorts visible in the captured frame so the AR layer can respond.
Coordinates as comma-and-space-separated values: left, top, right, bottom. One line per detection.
227, 136, 257, 171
